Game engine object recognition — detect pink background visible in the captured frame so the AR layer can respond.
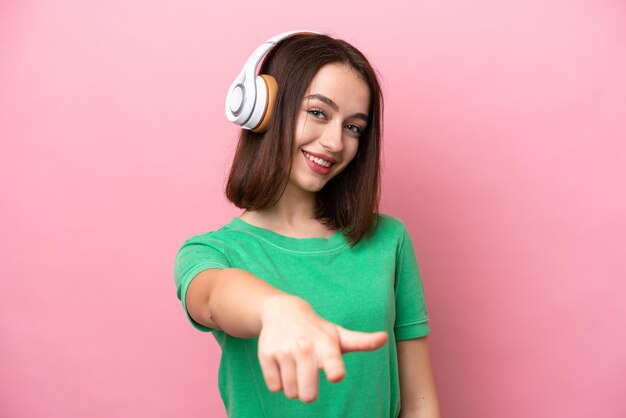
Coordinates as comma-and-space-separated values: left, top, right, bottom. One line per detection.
1, 0, 625, 417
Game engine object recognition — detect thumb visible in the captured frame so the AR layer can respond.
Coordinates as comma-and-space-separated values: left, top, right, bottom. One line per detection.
336, 326, 388, 353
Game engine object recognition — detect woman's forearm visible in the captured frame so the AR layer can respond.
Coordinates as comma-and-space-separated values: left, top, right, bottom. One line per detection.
198, 267, 304, 338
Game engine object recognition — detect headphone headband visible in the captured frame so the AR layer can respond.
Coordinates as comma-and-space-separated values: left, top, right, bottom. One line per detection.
225, 30, 322, 132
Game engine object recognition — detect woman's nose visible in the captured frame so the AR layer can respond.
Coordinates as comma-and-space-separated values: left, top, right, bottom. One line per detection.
319, 123, 343, 152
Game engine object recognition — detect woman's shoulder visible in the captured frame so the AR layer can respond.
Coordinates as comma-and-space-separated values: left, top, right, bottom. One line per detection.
180, 218, 241, 245
367, 213, 410, 243
375, 213, 408, 232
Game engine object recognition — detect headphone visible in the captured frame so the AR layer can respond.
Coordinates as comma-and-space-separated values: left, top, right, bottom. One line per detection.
225, 30, 322, 133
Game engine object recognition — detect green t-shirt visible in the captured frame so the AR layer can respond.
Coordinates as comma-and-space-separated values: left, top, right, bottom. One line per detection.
174, 214, 430, 418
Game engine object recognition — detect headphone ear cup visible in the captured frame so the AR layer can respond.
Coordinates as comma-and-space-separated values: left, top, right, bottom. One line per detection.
252, 74, 278, 133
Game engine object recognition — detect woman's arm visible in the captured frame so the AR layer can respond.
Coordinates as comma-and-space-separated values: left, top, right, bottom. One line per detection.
185, 267, 388, 403
186, 267, 288, 337
397, 337, 441, 418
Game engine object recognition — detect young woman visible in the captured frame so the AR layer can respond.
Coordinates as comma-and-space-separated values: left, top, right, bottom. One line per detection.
175, 31, 440, 417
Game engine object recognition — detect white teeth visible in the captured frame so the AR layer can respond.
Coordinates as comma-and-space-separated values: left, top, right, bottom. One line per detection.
303, 151, 331, 168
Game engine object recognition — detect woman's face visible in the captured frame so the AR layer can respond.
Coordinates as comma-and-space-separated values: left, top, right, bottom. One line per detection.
288, 62, 371, 193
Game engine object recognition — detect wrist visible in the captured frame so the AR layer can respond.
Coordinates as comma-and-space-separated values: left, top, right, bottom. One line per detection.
260, 294, 310, 326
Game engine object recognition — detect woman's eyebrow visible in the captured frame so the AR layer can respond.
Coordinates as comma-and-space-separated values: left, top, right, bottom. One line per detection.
305, 94, 369, 122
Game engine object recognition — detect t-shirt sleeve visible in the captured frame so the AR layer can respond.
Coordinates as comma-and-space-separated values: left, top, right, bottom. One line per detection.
394, 224, 431, 340
174, 234, 231, 332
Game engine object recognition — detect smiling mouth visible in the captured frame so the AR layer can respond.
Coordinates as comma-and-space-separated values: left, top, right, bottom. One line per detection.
302, 150, 334, 168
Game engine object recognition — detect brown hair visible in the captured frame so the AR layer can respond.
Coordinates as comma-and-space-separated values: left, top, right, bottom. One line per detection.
225, 33, 384, 246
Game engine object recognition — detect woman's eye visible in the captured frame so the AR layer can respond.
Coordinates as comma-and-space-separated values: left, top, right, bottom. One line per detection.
307, 109, 326, 119
346, 124, 362, 135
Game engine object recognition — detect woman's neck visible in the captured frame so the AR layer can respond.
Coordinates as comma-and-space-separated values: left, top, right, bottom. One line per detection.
238, 183, 335, 238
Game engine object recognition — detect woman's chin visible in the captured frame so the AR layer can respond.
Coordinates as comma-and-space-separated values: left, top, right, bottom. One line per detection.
288, 177, 327, 193
301, 183, 326, 193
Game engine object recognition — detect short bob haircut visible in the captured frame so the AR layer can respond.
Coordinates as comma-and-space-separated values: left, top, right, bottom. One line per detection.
226, 33, 383, 247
